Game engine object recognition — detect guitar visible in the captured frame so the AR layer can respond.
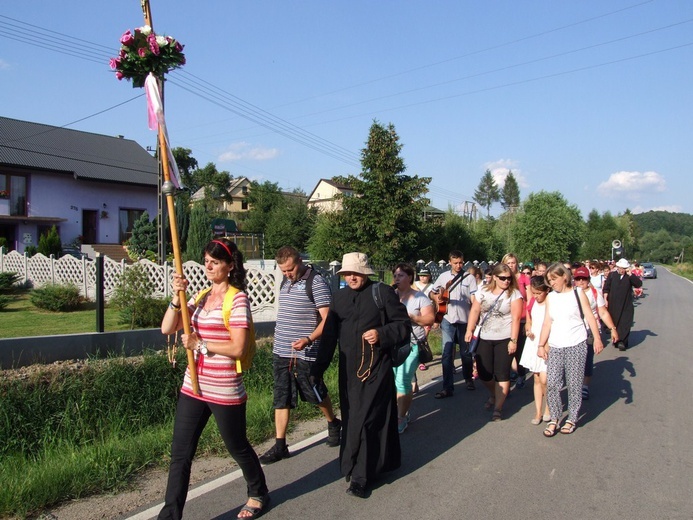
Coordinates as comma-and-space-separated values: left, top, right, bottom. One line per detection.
431, 271, 468, 324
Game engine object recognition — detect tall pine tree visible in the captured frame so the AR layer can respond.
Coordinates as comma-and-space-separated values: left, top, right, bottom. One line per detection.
474, 169, 501, 217
501, 170, 521, 211
335, 120, 431, 266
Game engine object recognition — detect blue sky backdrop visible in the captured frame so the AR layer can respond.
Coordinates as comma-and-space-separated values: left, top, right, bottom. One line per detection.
1, 0, 691, 217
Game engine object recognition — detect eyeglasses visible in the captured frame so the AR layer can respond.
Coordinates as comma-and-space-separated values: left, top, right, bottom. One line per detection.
522, 271, 532, 275
574, 277, 589, 281
496, 276, 512, 281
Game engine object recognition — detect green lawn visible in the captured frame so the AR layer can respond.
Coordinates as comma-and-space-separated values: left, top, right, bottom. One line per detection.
1, 292, 132, 338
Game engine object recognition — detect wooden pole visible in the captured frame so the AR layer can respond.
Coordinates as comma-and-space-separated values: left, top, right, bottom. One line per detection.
142, 0, 199, 395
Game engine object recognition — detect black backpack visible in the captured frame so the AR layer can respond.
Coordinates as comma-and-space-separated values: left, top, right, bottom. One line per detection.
371, 282, 412, 367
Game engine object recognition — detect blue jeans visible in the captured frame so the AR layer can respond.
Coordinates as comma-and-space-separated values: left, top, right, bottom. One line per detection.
440, 319, 473, 394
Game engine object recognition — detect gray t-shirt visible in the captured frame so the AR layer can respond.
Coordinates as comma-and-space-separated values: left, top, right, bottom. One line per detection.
475, 287, 522, 340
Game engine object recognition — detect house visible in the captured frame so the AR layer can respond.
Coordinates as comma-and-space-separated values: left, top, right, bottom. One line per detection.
190, 176, 252, 213
306, 178, 353, 213
0, 116, 158, 254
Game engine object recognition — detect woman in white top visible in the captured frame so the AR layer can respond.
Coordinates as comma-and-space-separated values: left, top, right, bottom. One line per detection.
572, 266, 619, 401
465, 263, 523, 422
537, 263, 603, 437
520, 276, 551, 425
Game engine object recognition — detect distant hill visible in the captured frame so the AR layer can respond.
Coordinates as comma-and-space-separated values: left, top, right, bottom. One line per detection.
633, 211, 693, 237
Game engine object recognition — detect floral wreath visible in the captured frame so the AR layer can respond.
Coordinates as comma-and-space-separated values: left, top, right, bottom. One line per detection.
110, 25, 185, 88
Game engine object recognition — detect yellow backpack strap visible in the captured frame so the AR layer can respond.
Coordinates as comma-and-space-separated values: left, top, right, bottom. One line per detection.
221, 286, 250, 373
194, 287, 212, 307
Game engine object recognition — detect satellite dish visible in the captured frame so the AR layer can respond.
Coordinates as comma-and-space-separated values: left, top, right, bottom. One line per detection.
612, 240, 621, 249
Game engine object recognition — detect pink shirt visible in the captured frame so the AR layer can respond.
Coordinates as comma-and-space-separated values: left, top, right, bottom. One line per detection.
180, 290, 250, 406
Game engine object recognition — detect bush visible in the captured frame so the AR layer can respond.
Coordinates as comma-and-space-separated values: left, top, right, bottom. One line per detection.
30, 284, 82, 312
0, 295, 10, 310
0, 271, 20, 292
111, 264, 168, 328
24, 245, 38, 257
38, 225, 62, 258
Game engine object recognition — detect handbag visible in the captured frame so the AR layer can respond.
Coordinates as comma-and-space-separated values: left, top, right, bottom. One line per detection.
574, 289, 594, 345
413, 331, 433, 364
468, 291, 505, 355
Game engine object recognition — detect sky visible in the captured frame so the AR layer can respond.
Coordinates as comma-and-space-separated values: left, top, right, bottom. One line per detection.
1, 0, 692, 219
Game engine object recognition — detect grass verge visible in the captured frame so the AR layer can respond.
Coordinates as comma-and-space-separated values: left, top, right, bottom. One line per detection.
1, 292, 130, 338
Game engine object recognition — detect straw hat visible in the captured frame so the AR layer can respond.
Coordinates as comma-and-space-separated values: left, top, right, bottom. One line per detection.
337, 252, 375, 275
615, 258, 630, 268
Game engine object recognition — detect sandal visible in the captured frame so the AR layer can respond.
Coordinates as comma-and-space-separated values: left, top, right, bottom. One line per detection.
484, 397, 496, 410
466, 379, 476, 391
543, 421, 559, 437
238, 494, 271, 519
434, 390, 453, 399
560, 420, 577, 434
418, 363, 428, 371
491, 409, 502, 421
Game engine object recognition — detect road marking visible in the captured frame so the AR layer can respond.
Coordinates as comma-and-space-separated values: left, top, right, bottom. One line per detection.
127, 377, 441, 519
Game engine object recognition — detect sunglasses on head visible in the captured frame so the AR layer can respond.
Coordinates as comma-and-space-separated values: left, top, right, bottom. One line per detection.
496, 275, 512, 281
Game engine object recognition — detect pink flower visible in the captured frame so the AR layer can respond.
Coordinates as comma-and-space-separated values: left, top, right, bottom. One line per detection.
147, 34, 160, 56
115, 71, 124, 80
138, 47, 148, 58
109, 58, 119, 70
119, 48, 127, 58
120, 30, 134, 46
174, 41, 184, 52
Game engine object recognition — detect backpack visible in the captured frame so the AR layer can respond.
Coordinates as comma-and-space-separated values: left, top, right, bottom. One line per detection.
280, 264, 329, 306
371, 282, 412, 367
194, 286, 257, 373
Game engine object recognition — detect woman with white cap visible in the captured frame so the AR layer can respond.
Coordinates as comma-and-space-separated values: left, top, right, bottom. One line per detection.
602, 258, 642, 351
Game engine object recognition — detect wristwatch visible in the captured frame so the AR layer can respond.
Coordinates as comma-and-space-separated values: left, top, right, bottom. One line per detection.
197, 341, 208, 356
305, 337, 313, 346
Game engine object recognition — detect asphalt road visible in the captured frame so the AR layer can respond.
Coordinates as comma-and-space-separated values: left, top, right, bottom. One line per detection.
125, 267, 693, 520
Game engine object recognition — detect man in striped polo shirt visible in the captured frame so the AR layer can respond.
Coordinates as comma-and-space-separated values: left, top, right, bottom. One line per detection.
258, 246, 342, 464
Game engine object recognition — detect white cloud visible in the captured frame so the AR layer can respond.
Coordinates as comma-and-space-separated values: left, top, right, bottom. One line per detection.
597, 171, 666, 199
631, 204, 681, 214
0, 59, 9, 70
217, 142, 279, 162
483, 159, 528, 188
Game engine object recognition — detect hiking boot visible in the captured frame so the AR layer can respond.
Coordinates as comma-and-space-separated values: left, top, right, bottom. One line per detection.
258, 443, 290, 464
326, 418, 342, 447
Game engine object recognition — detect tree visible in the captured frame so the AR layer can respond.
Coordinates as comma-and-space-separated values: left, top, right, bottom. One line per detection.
473, 169, 501, 217
580, 210, 621, 260
241, 181, 287, 234
185, 204, 212, 262
510, 191, 584, 262
334, 120, 431, 266
172, 147, 199, 189
263, 191, 317, 256
126, 212, 157, 260
500, 171, 520, 211
37, 226, 62, 257
307, 211, 352, 261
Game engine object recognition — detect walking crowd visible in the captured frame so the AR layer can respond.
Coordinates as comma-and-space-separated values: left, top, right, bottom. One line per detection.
157, 239, 645, 518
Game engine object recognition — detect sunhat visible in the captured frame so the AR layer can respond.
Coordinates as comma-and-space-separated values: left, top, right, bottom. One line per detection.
615, 258, 630, 269
337, 252, 376, 275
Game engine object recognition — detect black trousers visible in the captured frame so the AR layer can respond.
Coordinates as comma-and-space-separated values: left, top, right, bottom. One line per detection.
158, 393, 268, 520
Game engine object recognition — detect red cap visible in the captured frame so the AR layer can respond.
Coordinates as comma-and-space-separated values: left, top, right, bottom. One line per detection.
574, 266, 590, 279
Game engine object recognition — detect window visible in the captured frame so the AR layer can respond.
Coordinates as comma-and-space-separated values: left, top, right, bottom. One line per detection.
241, 185, 248, 195
241, 199, 248, 210
0, 173, 28, 216
119, 208, 145, 243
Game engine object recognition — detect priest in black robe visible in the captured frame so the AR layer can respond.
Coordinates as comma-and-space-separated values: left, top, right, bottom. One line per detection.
603, 258, 642, 350
311, 252, 410, 498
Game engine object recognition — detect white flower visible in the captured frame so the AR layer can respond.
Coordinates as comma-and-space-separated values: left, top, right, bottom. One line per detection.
156, 35, 168, 47
139, 25, 152, 35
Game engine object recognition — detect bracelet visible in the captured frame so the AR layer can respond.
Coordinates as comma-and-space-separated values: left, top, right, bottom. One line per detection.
169, 301, 181, 312
611, 327, 617, 331
305, 336, 313, 346
509, 338, 517, 344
